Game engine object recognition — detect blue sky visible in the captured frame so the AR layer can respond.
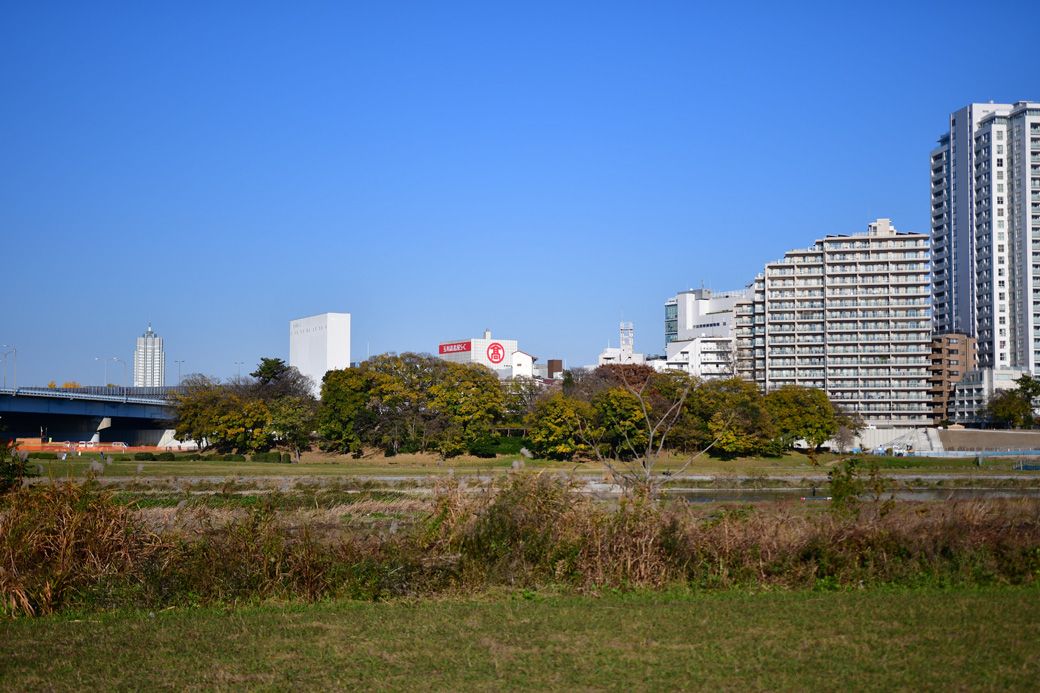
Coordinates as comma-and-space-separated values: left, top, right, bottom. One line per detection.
2, 1, 1038, 386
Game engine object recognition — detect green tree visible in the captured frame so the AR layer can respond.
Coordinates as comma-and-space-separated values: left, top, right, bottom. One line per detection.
269, 396, 317, 462
173, 375, 274, 453
986, 389, 1033, 429
248, 357, 314, 400
428, 361, 504, 458
251, 357, 291, 385
213, 397, 272, 453
592, 387, 648, 460
364, 353, 447, 454
764, 385, 840, 453
689, 378, 773, 458
502, 376, 541, 423
526, 393, 594, 460
318, 368, 378, 455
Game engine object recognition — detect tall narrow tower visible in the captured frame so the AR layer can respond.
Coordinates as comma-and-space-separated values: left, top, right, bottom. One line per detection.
619, 322, 635, 356
133, 323, 165, 387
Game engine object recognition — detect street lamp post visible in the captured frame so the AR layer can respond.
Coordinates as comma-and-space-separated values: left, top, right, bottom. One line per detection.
95, 357, 109, 386
112, 357, 127, 389
234, 361, 244, 379
1, 345, 16, 390
174, 360, 185, 385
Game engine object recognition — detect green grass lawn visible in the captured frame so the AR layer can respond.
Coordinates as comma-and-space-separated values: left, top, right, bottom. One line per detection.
2, 587, 1037, 690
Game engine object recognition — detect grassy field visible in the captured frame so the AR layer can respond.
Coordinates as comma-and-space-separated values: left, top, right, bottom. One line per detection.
2, 588, 1038, 690
27, 450, 1031, 482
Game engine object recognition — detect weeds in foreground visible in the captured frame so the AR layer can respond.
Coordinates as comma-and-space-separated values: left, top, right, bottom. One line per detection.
2, 474, 1040, 616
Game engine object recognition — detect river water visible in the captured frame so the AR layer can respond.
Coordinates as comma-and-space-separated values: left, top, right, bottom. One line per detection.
664, 487, 1040, 503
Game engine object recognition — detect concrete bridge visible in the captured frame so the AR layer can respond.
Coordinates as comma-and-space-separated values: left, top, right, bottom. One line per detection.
0, 387, 177, 446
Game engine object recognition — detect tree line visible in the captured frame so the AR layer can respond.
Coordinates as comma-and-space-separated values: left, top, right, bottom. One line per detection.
173, 356, 857, 462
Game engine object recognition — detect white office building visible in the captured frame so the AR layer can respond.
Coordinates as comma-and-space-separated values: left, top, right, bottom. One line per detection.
735, 219, 932, 428
133, 323, 165, 387
289, 312, 351, 395
931, 101, 1040, 370
663, 288, 749, 378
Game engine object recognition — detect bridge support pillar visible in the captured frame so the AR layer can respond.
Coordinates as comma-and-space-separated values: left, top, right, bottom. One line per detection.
90, 417, 112, 443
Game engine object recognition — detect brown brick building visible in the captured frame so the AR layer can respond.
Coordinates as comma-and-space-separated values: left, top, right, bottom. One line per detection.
930, 333, 977, 423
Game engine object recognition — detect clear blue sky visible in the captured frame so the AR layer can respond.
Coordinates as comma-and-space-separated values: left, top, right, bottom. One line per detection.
2, 1, 1038, 386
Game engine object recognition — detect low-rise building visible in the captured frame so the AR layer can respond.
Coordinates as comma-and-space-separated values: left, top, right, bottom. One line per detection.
950, 367, 1026, 424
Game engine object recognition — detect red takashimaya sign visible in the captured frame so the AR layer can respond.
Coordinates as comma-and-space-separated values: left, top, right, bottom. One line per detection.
486, 342, 505, 364
439, 341, 472, 355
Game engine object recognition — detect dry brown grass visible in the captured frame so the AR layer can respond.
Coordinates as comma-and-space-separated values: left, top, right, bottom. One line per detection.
3, 475, 1040, 617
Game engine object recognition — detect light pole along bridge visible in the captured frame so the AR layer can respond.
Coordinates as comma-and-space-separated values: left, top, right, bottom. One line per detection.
0, 386, 178, 446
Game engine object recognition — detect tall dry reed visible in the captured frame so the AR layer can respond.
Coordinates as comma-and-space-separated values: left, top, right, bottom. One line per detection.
2, 476, 1040, 617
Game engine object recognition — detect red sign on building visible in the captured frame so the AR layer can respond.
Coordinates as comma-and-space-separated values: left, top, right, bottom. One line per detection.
486, 342, 505, 364
439, 341, 472, 355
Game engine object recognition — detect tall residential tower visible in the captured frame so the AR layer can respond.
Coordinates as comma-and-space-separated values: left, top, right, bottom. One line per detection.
132, 323, 165, 387
931, 101, 1040, 370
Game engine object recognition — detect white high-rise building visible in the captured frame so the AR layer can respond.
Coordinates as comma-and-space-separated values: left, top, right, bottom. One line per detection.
289, 312, 351, 395
133, 323, 165, 387
735, 219, 932, 428
931, 101, 1040, 371
663, 288, 749, 378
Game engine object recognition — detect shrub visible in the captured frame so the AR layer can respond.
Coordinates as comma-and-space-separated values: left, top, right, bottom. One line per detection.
27, 452, 58, 460
250, 452, 282, 463
1, 442, 36, 494
0, 484, 160, 615
467, 436, 499, 459
155, 452, 176, 462
490, 436, 528, 456
281, 453, 292, 464
133, 452, 155, 462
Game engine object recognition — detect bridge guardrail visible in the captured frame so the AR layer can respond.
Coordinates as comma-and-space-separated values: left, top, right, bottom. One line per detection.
0, 387, 172, 407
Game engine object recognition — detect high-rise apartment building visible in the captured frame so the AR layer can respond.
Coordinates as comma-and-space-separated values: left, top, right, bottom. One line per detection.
133, 323, 165, 387
931, 101, 1040, 370
735, 219, 931, 427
